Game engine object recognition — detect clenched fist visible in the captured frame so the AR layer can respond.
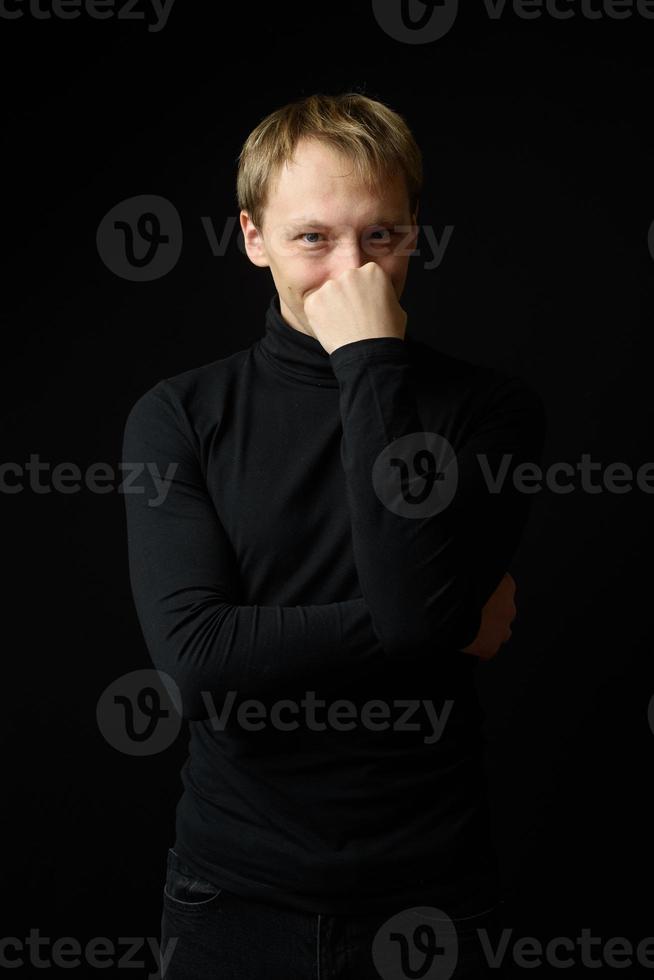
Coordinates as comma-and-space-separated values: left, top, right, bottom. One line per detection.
303, 262, 407, 355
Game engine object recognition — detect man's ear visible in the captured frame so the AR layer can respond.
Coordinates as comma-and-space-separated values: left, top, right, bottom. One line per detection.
240, 210, 270, 268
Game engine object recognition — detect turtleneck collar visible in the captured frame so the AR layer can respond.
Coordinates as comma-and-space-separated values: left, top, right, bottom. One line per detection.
256, 291, 339, 388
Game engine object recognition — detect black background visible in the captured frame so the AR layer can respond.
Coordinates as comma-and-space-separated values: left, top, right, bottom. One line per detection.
1, 0, 653, 975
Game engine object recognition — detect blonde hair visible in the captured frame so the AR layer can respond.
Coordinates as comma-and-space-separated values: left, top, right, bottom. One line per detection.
236, 92, 423, 230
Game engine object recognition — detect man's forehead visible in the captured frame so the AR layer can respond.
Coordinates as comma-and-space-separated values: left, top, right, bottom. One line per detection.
262, 159, 412, 228
268, 154, 408, 209
283, 212, 409, 228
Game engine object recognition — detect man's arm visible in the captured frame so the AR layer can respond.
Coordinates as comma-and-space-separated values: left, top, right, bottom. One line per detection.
328, 337, 547, 662
121, 382, 388, 721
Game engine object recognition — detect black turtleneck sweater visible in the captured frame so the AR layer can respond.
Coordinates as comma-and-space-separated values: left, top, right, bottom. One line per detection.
121, 290, 547, 916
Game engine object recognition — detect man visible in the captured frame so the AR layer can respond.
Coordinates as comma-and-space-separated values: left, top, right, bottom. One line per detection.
122, 91, 546, 978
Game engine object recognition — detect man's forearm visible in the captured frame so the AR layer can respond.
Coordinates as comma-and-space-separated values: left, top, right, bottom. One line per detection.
329, 341, 546, 662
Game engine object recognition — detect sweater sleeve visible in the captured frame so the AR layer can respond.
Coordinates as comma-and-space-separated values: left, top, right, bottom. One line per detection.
121, 382, 385, 721
329, 337, 548, 661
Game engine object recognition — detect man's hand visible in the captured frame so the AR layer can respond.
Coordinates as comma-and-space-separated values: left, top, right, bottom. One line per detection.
461, 573, 517, 661
303, 263, 407, 355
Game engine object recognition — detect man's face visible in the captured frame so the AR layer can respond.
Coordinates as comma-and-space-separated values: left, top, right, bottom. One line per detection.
240, 137, 419, 337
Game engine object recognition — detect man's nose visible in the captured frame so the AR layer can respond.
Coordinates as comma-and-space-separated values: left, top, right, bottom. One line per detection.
330, 238, 372, 274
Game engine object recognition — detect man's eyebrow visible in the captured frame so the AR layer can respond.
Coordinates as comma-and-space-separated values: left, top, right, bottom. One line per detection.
285, 215, 408, 228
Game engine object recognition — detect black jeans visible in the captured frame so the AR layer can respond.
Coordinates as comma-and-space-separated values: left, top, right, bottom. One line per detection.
159, 847, 506, 979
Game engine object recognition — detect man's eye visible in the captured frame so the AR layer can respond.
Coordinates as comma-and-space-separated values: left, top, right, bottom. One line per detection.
298, 230, 394, 246
299, 232, 325, 245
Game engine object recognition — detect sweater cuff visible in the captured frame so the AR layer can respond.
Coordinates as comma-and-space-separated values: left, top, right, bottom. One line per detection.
329, 336, 409, 370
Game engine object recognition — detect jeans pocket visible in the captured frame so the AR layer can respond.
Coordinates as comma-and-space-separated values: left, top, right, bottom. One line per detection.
163, 847, 223, 912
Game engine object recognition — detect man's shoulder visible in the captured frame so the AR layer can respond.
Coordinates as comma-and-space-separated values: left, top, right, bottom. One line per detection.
135, 347, 249, 410
123, 347, 251, 446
